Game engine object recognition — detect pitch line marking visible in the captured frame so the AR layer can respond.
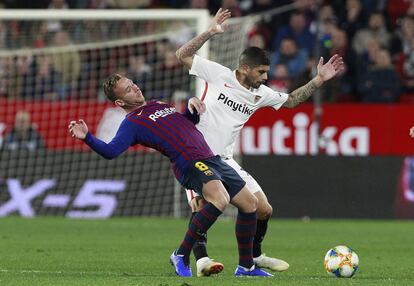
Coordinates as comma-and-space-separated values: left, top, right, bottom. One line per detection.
0, 269, 146, 277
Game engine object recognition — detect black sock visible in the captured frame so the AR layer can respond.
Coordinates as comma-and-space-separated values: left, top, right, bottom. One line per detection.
253, 218, 269, 258
236, 211, 257, 268
177, 203, 222, 264
188, 212, 209, 260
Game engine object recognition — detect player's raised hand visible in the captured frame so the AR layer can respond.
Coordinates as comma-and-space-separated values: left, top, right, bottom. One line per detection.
208, 8, 231, 35
68, 119, 88, 140
410, 126, 414, 138
188, 97, 205, 114
316, 54, 345, 82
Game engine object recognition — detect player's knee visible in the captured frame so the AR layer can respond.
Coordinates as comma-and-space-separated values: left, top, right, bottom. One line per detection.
203, 181, 230, 211
245, 194, 258, 213
257, 202, 273, 220
252, 195, 259, 212
214, 191, 230, 210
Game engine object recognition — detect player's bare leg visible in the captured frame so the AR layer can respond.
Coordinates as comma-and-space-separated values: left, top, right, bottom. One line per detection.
253, 191, 289, 272
201, 182, 272, 276
172, 180, 229, 277
188, 190, 289, 274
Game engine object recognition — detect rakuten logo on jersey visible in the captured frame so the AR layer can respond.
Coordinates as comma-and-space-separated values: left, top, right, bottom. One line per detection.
241, 112, 369, 156
149, 107, 176, 121
218, 94, 254, 115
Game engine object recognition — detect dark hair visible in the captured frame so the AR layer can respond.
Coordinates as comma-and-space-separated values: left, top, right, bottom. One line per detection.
238, 47, 270, 68
103, 73, 122, 102
281, 37, 298, 45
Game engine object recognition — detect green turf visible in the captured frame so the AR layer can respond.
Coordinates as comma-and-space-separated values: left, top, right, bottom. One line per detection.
0, 217, 413, 286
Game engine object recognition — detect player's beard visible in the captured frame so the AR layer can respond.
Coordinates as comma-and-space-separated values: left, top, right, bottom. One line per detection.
252, 80, 265, 89
247, 76, 264, 89
253, 82, 262, 89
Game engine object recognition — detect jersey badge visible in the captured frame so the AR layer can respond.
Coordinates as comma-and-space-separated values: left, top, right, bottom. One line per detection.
204, 170, 214, 176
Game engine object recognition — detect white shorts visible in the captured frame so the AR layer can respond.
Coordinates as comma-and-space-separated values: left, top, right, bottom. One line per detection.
185, 157, 263, 203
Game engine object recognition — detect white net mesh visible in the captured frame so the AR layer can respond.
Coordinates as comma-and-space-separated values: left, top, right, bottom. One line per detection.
0, 16, 197, 101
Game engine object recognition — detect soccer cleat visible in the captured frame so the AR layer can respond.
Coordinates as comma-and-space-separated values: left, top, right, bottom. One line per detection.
196, 257, 224, 277
253, 254, 289, 272
234, 265, 273, 277
169, 251, 192, 277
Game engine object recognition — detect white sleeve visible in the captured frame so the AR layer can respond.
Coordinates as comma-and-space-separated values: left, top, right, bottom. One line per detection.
189, 54, 230, 82
261, 85, 289, 110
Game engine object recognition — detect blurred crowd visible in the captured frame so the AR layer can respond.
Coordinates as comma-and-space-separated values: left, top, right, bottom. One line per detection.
0, 0, 414, 103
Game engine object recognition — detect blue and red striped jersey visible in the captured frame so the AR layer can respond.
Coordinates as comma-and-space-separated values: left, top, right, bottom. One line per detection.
84, 100, 214, 184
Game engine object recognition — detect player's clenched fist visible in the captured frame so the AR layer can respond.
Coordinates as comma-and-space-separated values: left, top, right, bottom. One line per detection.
68, 119, 88, 140
410, 126, 414, 138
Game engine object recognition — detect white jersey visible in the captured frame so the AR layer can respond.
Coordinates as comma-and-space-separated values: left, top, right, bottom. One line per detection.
189, 54, 289, 158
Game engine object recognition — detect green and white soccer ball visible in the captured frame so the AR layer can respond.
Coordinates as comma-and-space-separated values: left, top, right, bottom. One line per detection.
324, 245, 359, 278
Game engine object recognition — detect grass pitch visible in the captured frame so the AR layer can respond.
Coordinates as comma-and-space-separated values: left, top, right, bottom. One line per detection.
0, 217, 413, 286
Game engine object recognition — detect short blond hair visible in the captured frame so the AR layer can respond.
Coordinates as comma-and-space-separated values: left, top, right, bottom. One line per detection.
103, 73, 123, 102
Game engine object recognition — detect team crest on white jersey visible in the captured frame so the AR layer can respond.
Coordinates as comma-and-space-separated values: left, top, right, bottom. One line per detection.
254, 95, 261, 103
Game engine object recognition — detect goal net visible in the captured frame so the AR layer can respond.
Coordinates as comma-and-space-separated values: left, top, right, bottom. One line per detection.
0, 8, 283, 218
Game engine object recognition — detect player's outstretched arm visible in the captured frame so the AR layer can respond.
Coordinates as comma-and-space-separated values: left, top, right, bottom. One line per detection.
410, 127, 414, 138
68, 119, 134, 160
283, 54, 345, 108
176, 8, 231, 69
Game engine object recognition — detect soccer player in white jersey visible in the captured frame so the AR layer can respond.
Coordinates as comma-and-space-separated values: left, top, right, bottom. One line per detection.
176, 8, 345, 277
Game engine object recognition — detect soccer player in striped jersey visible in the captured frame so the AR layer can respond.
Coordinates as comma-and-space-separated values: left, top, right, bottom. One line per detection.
68, 73, 273, 277
176, 8, 345, 276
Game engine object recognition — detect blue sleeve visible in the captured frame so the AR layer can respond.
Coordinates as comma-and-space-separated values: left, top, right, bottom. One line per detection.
181, 104, 200, 125
84, 119, 136, 159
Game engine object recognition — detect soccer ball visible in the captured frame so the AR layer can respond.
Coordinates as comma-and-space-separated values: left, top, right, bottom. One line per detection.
324, 245, 359, 278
